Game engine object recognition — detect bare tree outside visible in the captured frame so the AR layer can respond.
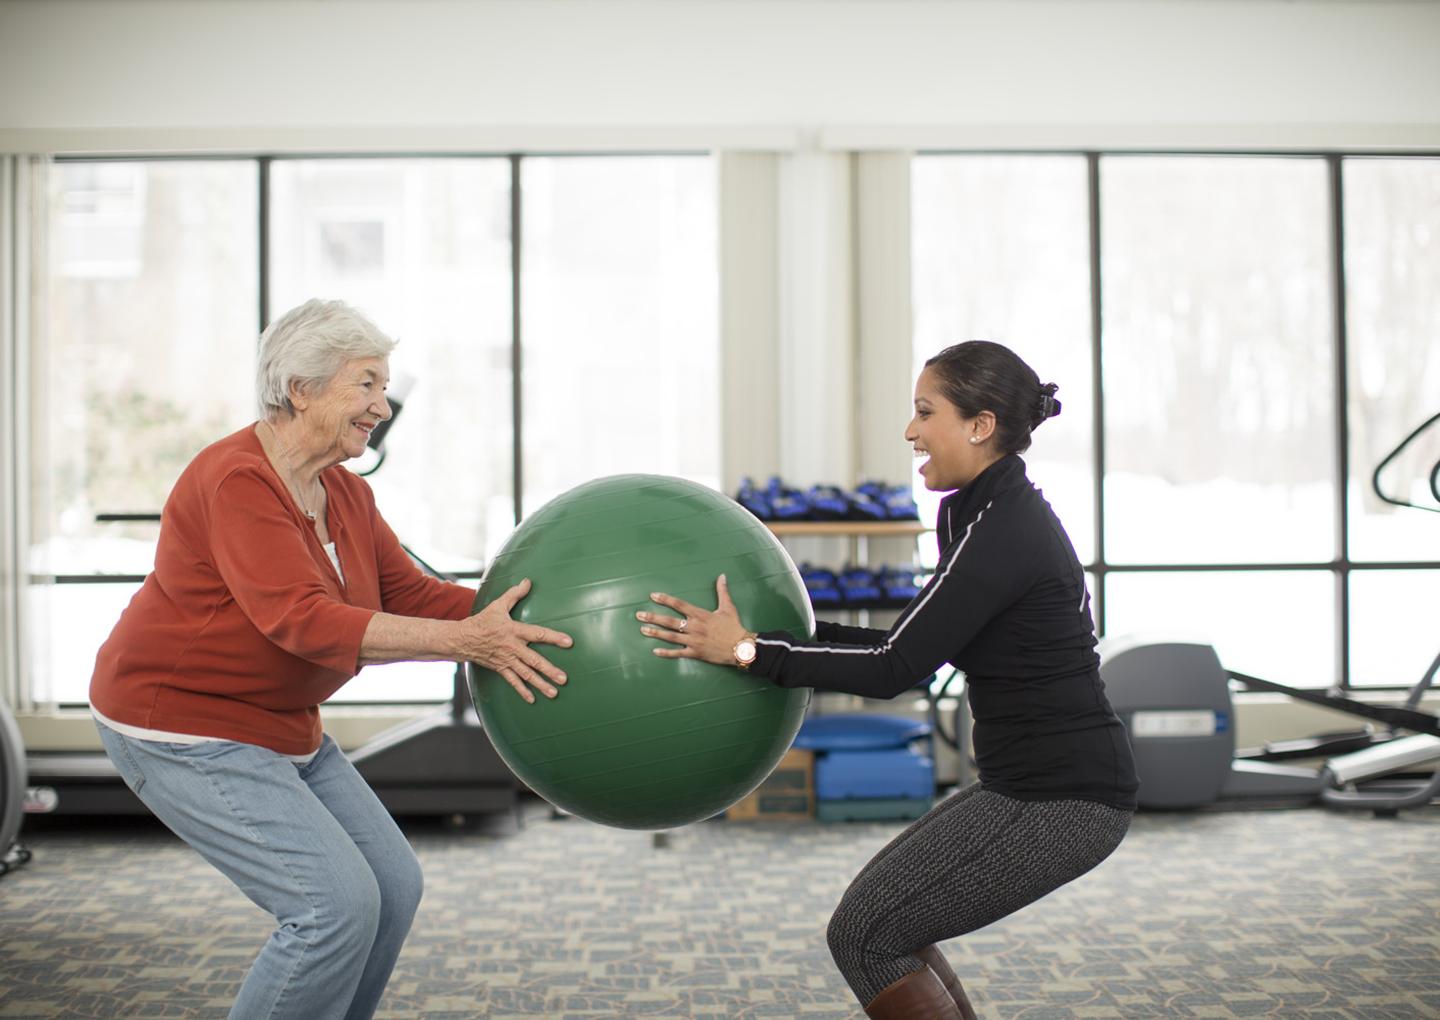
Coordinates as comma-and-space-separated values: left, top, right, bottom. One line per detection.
1101, 156, 1335, 566
913, 152, 1439, 688
1344, 158, 1440, 558
30, 160, 257, 701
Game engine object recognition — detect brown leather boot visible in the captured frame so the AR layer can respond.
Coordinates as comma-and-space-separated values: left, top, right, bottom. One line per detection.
863, 967, 963, 1019
914, 945, 979, 1020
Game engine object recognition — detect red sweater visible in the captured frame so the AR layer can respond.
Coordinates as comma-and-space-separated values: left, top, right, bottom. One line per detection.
90, 425, 476, 756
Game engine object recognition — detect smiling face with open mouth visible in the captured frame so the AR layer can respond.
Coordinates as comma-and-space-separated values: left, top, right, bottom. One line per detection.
904, 365, 995, 492
302, 356, 392, 465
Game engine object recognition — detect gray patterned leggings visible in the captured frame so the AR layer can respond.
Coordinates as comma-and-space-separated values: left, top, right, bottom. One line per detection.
826, 783, 1133, 1003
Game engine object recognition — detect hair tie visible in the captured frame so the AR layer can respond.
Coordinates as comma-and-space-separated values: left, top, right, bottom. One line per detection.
1033, 383, 1061, 428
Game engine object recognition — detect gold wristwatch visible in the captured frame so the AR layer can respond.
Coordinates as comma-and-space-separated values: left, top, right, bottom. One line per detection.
732, 633, 758, 670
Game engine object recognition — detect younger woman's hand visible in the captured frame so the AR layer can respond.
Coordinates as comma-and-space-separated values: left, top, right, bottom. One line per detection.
637, 575, 749, 668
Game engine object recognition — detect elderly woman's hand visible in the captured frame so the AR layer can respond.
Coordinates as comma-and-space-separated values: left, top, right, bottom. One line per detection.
462, 578, 573, 703
637, 575, 751, 668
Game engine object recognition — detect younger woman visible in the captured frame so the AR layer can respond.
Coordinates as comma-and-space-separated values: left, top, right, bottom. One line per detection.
640, 341, 1138, 1019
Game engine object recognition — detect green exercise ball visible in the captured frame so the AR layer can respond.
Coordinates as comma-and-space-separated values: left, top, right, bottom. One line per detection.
466, 474, 814, 830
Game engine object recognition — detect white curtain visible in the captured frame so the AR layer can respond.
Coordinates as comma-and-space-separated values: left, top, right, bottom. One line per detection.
0, 155, 48, 710
718, 151, 783, 492
718, 146, 917, 573
718, 147, 914, 492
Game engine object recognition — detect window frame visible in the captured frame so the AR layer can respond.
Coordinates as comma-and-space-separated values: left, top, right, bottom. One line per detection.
23, 147, 1440, 700
913, 148, 1440, 690
26, 149, 716, 706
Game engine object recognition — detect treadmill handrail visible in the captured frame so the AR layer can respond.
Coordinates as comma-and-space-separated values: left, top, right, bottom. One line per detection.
1228, 670, 1440, 738
1372, 410, 1440, 514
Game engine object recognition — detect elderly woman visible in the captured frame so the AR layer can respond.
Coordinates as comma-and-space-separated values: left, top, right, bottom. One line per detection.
89, 299, 571, 1020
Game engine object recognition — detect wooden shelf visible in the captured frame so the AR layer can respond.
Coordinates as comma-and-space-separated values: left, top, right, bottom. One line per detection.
765, 521, 932, 537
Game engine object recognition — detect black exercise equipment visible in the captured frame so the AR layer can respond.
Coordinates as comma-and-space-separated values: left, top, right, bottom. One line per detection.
1227, 669, 1440, 738
1, 697, 32, 877
1235, 648, 1440, 764
1101, 637, 1440, 815
345, 543, 519, 823
1103, 410, 1440, 816
1371, 409, 1440, 513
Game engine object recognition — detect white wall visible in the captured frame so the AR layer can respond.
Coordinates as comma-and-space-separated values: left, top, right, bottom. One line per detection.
2, 0, 1439, 153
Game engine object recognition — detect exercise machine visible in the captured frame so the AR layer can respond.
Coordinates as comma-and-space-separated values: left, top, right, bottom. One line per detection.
1100, 636, 1440, 815
1101, 411, 1440, 815
1, 697, 32, 876
344, 545, 519, 823
1372, 408, 1440, 514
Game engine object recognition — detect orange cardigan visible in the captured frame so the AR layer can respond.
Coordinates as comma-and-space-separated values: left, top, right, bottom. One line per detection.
90, 425, 476, 756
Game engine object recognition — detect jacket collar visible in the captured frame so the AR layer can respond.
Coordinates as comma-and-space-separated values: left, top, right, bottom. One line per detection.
936, 454, 1027, 548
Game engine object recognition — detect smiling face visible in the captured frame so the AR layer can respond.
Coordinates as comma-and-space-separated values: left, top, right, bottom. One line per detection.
904, 365, 999, 491
292, 356, 392, 465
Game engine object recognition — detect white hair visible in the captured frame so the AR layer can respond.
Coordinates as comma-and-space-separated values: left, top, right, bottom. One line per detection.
256, 299, 397, 418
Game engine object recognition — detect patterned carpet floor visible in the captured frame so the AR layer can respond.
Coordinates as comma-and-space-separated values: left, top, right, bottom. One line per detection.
1, 799, 1438, 1019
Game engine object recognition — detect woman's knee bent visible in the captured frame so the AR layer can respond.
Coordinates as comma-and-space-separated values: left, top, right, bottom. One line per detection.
304, 864, 385, 956
378, 848, 424, 929
825, 881, 880, 972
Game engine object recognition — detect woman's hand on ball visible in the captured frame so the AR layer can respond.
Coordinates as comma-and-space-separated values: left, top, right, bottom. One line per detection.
639, 575, 748, 667
467, 578, 573, 703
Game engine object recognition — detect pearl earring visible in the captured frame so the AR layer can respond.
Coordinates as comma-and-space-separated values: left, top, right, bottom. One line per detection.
969, 437, 979, 445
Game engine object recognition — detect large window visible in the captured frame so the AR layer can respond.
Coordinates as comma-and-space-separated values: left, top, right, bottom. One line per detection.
911, 155, 1095, 562
268, 158, 515, 704
1101, 156, 1335, 566
1343, 158, 1440, 561
269, 159, 515, 571
912, 152, 1440, 689
1342, 157, 1440, 689
520, 157, 719, 511
1349, 570, 1439, 690
31, 160, 258, 704
26, 154, 718, 705
1105, 570, 1334, 688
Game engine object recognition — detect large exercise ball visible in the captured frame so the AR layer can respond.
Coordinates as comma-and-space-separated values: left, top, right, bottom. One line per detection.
466, 474, 814, 830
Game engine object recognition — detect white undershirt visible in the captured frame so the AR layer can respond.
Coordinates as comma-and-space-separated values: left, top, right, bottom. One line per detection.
92, 709, 319, 764
324, 540, 345, 585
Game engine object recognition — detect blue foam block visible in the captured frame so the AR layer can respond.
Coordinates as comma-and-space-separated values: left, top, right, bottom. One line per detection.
795, 713, 932, 752
815, 748, 935, 801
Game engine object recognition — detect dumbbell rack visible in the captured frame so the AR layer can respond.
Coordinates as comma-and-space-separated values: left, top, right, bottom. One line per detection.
765, 519, 966, 789
764, 517, 933, 675
765, 520, 933, 539
766, 520, 933, 618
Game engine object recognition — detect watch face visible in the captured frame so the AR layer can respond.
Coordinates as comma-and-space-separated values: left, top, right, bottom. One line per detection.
736, 640, 758, 664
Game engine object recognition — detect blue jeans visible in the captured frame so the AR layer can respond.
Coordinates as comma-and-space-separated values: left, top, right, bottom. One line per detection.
97, 725, 423, 1020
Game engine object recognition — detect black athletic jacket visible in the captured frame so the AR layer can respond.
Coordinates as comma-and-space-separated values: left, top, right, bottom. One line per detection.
752, 454, 1139, 810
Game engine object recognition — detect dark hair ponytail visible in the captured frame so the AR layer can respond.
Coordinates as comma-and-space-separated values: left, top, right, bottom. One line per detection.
923, 341, 1061, 455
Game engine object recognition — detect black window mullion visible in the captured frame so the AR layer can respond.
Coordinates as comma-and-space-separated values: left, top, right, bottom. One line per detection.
1328, 155, 1352, 689
1087, 152, 1107, 635
258, 156, 271, 332
510, 154, 524, 526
